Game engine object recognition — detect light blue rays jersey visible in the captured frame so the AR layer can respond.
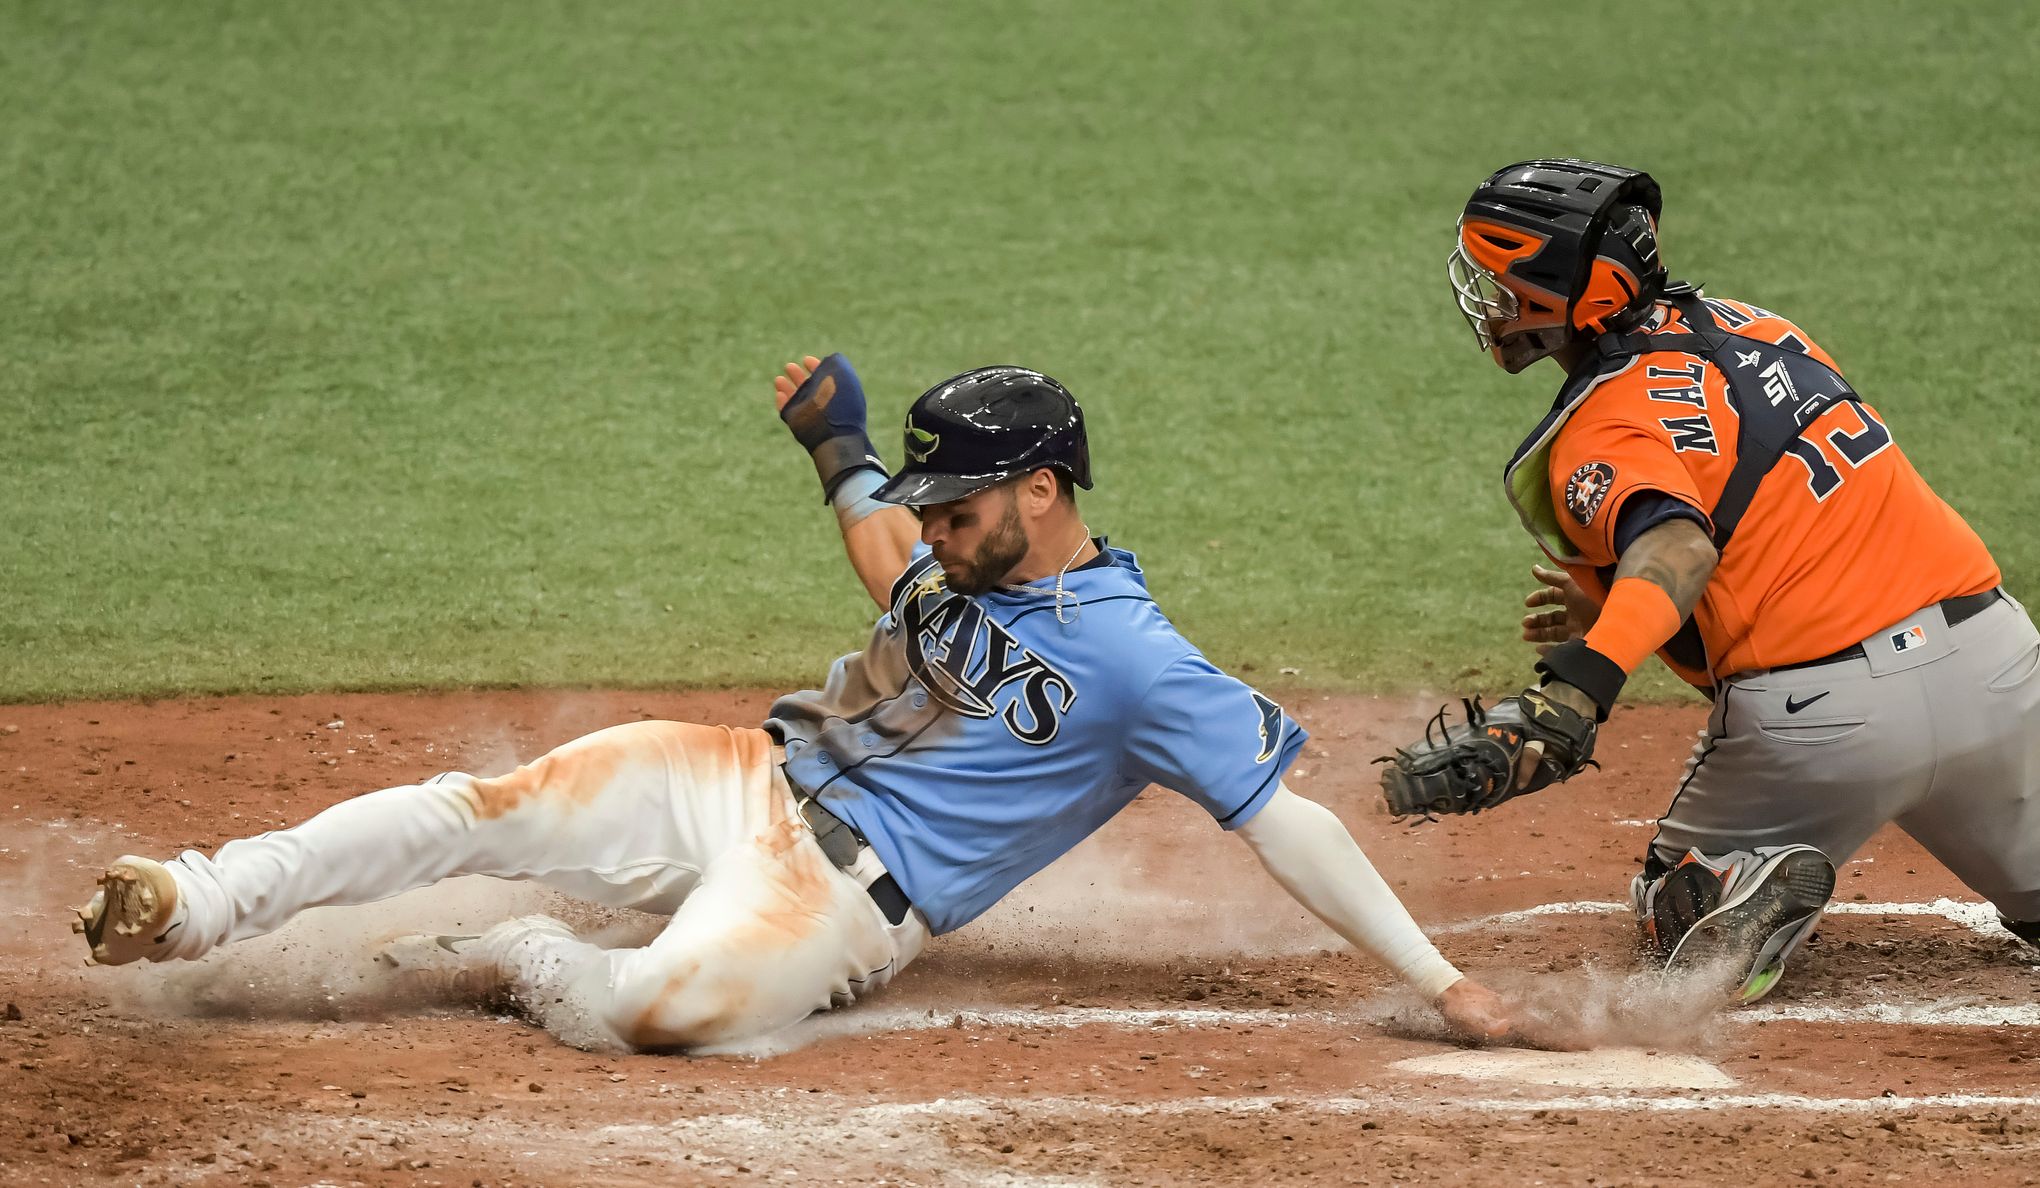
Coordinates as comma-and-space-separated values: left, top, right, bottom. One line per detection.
763, 542, 1306, 935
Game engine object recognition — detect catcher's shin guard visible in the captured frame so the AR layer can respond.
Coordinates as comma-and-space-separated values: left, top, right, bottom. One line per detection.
1636, 844, 1835, 1003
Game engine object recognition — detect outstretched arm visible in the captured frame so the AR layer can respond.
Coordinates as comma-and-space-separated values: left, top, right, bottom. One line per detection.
1235, 786, 1517, 1043
773, 354, 922, 609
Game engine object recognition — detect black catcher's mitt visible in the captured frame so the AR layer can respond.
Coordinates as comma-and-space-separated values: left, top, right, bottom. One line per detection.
1378, 691, 1598, 819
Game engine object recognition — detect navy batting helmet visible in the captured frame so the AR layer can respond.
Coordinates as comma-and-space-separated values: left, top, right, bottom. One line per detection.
872, 367, 1092, 507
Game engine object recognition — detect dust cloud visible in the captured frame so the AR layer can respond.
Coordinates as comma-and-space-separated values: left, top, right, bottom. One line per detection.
91, 876, 559, 1020
948, 809, 1336, 963
1370, 958, 1736, 1053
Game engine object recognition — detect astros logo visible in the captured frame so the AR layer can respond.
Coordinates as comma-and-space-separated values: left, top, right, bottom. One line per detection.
1564, 461, 1617, 527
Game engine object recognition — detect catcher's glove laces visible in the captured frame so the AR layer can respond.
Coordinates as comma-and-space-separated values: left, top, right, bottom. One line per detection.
1377, 691, 1599, 820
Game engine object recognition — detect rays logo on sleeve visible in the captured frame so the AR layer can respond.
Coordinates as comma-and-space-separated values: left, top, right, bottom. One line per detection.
1250, 691, 1285, 763
891, 553, 1078, 745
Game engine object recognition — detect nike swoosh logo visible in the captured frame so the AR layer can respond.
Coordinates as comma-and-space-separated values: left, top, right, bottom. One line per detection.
1785, 692, 1831, 714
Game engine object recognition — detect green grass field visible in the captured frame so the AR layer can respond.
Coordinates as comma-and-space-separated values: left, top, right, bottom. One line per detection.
5, 1, 2036, 702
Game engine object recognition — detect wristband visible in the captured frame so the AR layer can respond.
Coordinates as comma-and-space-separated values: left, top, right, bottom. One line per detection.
1535, 578, 1685, 720
1535, 640, 1626, 721
810, 436, 884, 503
831, 468, 891, 531
1583, 577, 1685, 672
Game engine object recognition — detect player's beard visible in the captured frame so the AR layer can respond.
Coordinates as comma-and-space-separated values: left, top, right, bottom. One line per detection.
944, 496, 1030, 596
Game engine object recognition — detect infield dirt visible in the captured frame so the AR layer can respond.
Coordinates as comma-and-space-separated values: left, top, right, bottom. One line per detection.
4, 690, 2038, 1186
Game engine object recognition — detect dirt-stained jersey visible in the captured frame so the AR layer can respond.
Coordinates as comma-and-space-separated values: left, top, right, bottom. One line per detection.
764, 543, 1305, 934
1506, 294, 1999, 683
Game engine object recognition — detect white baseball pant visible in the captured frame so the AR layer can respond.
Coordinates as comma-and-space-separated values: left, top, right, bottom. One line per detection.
150, 720, 927, 1049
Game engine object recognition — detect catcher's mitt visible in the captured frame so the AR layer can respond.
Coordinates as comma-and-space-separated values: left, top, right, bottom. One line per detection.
1378, 691, 1598, 819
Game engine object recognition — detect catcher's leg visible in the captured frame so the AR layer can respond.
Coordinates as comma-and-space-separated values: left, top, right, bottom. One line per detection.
1633, 845, 1835, 1002
1636, 653, 1936, 1000
75, 720, 773, 965
1892, 594, 2040, 941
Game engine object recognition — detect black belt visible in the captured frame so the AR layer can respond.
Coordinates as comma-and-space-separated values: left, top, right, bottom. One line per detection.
795, 793, 913, 927
1770, 588, 2006, 674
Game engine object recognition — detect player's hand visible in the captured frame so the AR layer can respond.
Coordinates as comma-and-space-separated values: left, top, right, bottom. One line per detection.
772, 355, 825, 412
1523, 563, 1599, 656
1436, 977, 1518, 1045
773, 352, 883, 502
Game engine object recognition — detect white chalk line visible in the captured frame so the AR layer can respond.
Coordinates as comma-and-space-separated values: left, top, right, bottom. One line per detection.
1448, 896, 2008, 937
825, 898, 2032, 1038
265, 1103, 1106, 1186
592, 1091, 2040, 1128
1751, 1001, 2040, 1027
258, 1087, 2040, 1170
863, 1090, 2040, 1119
844, 996, 2040, 1035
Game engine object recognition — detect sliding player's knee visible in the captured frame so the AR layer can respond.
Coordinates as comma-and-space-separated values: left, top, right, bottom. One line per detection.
601, 953, 758, 1051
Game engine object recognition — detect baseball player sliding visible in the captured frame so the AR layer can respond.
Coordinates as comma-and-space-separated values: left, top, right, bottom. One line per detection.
1383, 159, 2038, 1001
73, 356, 1517, 1050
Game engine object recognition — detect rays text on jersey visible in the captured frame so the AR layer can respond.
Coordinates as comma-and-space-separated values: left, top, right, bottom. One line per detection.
893, 554, 1079, 745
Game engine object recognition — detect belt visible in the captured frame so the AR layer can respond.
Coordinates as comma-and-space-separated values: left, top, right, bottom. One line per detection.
1769, 587, 2006, 674
795, 793, 913, 927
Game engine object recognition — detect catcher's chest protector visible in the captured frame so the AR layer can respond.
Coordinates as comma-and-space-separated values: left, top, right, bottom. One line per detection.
1502, 293, 1869, 564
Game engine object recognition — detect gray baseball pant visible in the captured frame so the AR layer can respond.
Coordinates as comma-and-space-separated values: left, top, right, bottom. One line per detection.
1652, 590, 2040, 923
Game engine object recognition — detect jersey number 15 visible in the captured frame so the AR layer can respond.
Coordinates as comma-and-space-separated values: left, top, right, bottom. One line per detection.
1785, 404, 1892, 502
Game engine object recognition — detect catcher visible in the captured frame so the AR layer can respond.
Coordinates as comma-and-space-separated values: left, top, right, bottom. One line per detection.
1383, 159, 2038, 1002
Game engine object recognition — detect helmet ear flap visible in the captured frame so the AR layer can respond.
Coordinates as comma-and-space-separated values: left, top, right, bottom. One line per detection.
1569, 201, 1663, 335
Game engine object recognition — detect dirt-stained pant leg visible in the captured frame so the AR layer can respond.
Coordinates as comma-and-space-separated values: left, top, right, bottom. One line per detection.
158, 718, 925, 1048
1652, 596, 2040, 921
161, 720, 729, 957
1894, 597, 2040, 921
502, 821, 925, 1051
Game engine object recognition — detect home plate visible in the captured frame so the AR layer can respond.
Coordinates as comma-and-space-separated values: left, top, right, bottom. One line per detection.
1393, 1048, 1734, 1090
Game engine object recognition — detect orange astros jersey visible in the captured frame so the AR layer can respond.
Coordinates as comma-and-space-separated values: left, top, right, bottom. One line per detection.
1505, 293, 2000, 685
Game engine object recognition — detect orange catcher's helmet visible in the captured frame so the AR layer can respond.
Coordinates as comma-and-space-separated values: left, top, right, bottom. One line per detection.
1449, 159, 1670, 372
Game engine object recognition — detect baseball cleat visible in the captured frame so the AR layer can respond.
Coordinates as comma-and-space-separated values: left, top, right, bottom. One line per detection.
71, 856, 185, 966
376, 931, 503, 1002
1658, 844, 1836, 1003
377, 915, 577, 1004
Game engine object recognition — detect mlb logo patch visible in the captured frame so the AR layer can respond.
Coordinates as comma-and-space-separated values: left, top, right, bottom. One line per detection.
1890, 625, 1927, 653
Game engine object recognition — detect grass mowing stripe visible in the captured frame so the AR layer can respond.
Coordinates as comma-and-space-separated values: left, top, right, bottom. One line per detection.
5, 1, 2036, 700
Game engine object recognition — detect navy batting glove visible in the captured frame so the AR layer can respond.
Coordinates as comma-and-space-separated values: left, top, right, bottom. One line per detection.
780, 353, 886, 502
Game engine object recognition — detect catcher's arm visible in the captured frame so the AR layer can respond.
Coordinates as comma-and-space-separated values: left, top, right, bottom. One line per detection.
1379, 516, 1719, 818
1537, 516, 1717, 722
773, 354, 921, 609
1236, 786, 1515, 1042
